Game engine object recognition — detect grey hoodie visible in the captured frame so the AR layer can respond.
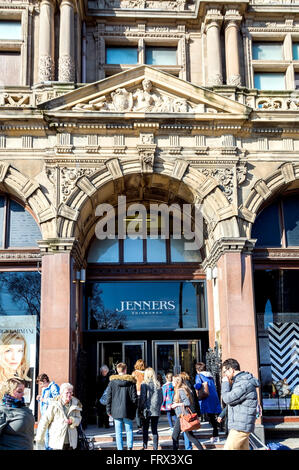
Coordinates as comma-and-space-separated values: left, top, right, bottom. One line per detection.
221, 371, 260, 433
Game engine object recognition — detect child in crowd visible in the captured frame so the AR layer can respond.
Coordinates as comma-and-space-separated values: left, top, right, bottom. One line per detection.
161, 372, 176, 430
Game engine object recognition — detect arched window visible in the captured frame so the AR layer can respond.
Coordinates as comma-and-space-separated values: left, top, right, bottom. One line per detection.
252, 193, 299, 414
87, 235, 202, 264
0, 195, 41, 248
88, 211, 202, 264
252, 194, 299, 247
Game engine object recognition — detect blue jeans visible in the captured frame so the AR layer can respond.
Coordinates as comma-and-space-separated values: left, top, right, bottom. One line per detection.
166, 410, 176, 429
114, 418, 134, 450
183, 432, 192, 450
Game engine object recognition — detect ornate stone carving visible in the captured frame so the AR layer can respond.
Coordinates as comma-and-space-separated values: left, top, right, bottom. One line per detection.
61, 167, 97, 202
0, 93, 32, 108
58, 54, 75, 82
207, 74, 223, 87
227, 74, 242, 87
94, 0, 194, 11
39, 55, 54, 82
73, 79, 192, 113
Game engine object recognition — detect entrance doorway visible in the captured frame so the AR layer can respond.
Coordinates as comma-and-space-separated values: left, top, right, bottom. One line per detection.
97, 339, 200, 378
153, 340, 200, 379
97, 341, 146, 374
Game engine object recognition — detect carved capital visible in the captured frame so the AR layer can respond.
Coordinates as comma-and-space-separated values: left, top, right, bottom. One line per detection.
207, 73, 223, 87
227, 74, 242, 87
58, 54, 75, 82
39, 55, 54, 82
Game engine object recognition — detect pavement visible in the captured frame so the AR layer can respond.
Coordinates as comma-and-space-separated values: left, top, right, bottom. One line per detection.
83, 415, 299, 450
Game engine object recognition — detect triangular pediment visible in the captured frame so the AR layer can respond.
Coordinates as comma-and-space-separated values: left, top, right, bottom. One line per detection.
39, 66, 251, 118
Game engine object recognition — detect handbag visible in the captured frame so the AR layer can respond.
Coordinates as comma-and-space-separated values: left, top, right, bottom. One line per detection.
196, 378, 209, 400
180, 407, 201, 433
77, 424, 95, 450
99, 386, 108, 406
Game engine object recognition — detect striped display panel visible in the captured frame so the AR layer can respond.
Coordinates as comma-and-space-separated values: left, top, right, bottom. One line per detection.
268, 322, 299, 389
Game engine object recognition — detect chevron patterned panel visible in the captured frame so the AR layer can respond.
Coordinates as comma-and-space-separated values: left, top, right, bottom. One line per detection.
268, 322, 299, 389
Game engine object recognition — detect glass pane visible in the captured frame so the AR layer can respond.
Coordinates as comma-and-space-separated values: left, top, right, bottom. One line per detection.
87, 238, 119, 263
146, 237, 166, 262
106, 47, 138, 64
170, 236, 202, 262
0, 196, 4, 247
156, 343, 175, 378
252, 202, 281, 247
124, 237, 143, 262
295, 73, 299, 89
8, 200, 41, 247
293, 43, 299, 60
254, 73, 285, 90
179, 342, 198, 381
252, 42, 283, 60
0, 52, 21, 86
124, 344, 143, 374
283, 196, 299, 246
0, 21, 22, 40
146, 47, 177, 65
86, 281, 205, 330
0, 271, 41, 317
102, 342, 122, 371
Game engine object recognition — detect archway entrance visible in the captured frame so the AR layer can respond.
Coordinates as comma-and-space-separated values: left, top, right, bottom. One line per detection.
79, 181, 210, 423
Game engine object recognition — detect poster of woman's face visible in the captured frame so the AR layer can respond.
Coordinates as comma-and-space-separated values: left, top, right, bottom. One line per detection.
0, 316, 37, 411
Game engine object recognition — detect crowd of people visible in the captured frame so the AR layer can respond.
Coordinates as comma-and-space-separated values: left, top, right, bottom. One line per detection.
97, 358, 260, 451
0, 373, 82, 450
0, 356, 260, 451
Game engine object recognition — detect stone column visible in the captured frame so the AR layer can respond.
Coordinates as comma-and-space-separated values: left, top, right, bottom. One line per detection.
39, 251, 75, 385
206, 240, 264, 441
224, 10, 242, 86
58, 0, 75, 82
217, 249, 259, 375
38, 0, 55, 82
205, 9, 223, 86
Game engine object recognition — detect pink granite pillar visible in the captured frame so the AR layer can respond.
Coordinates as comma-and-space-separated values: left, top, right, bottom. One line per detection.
39, 253, 74, 386
216, 251, 259, 377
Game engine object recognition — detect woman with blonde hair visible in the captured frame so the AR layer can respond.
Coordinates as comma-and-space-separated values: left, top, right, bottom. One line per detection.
132, 359, 146, 432
0, 331, 31, 383
139, 367, 163, 450
171, 374, 203, 450
0, 377, 34, 450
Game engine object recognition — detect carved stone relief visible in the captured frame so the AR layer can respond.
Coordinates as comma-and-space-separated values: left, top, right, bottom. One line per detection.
72, 79, 216, 113
92, 0, 195, 11
60, 167, 98, 202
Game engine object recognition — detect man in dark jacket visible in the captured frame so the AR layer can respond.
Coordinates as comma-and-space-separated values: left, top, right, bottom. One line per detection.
106, 362, 137, 450
221, 358, 260, 450
95, 365, 110, 428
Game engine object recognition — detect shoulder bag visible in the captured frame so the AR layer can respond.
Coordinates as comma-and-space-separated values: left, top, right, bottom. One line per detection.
77, 424, 95, 450
180, 407, 201, 433
196, 377, 209, 400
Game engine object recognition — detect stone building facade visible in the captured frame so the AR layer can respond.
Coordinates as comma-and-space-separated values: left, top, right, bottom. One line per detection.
0, 0, 299, 427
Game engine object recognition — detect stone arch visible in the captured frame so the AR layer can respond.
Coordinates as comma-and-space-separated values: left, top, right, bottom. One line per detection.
240, 162, 299, 238
57, 157, 240, 259
0, 161, 56, 239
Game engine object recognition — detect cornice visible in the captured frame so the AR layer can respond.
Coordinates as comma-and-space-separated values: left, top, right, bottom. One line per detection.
203, 236, 256, 269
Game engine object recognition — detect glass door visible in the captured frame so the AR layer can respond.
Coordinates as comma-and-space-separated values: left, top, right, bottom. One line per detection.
123, 342, 146, 374
97, 341, 146, 374
178, 341, 200, 381
154, 342, 176, 378
153, 340, 200, 381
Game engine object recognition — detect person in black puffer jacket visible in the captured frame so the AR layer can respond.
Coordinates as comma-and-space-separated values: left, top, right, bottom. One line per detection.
106, 362, 137, 450
0, 377, 34, 450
